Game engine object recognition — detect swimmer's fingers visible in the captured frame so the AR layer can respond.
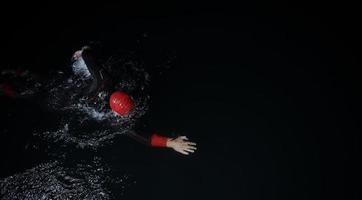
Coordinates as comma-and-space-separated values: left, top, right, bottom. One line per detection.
185, 144, 197, 152
180, 136, 188, 140
176, 149, 189, 155
174, 145, 191, 155
185, 145, 197, 151
180, 143, 197, 154
184, 147, 196, 153
186, 142, 197, 146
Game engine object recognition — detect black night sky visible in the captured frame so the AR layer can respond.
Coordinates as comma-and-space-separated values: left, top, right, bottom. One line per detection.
0, 2, 360, 200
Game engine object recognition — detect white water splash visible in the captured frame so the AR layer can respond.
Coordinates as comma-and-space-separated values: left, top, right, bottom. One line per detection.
0, 158, 134, 200
72, 57, 91, 80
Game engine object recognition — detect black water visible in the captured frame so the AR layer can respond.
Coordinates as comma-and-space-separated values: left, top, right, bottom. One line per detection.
1, 2, 360, 200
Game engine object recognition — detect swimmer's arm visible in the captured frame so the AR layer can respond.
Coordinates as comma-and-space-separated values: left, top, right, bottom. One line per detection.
125, 130, 149, 145
126, 131, 197, 155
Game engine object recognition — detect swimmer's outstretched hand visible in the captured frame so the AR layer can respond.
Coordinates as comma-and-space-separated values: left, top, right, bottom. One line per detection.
166, 136, 197, 155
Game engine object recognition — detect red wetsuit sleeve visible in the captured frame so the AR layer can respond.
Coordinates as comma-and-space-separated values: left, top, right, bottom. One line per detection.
0, 84, 16, 98
150, 134, 168, 147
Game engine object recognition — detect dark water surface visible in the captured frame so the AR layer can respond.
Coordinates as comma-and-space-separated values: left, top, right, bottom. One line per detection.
1, 3, 360, 200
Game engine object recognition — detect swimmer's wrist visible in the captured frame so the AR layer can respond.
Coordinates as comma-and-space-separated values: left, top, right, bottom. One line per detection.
166, 138, 175, 148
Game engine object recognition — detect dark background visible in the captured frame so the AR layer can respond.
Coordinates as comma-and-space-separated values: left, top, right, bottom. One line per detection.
1, 2, 360, 200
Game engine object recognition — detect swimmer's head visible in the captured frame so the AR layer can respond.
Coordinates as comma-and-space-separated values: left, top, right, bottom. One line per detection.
109, 91, 134, 116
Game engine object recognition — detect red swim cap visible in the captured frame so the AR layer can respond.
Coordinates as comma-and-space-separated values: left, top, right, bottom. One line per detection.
109, 91, 134, 116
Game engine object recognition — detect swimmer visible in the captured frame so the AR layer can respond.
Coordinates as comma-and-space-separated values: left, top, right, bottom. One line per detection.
71, 44, 197, 155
